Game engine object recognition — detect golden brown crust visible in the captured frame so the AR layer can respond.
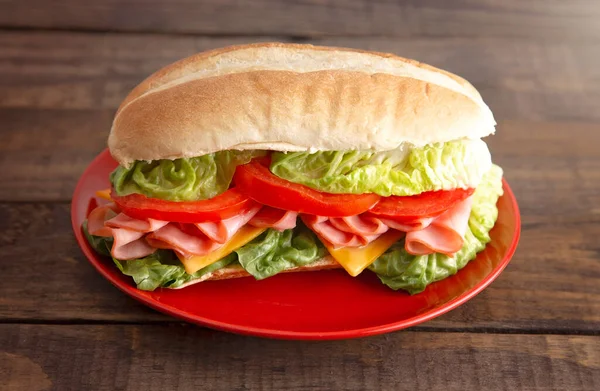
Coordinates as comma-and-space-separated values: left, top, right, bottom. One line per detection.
174, 256, 341, 289
118, 43, 480, 112
109, 43, 495, 166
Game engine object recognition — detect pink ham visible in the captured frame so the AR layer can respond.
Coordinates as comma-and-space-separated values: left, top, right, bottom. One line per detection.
301, 214, 388, 248
87, 204, 118, 237
87, 203, 156, 260
329, 215, 388, 236
249, 207, 298, 231
110, 229, 156, 260
300, 196, 474, 254
376, 216, 436, 232
86, 188, 474, 261
105, 213, 168, 232
145, 224, 223, 257
194, 205, 261, 243
87, 202, 262, 260
405, 196, 473, 256
146, 205, 262, 257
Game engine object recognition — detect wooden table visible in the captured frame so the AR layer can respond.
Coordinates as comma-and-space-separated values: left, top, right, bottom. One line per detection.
1, 1, 599, 390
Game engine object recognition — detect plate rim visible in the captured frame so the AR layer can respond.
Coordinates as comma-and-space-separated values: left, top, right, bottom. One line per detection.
71, 149, 521, 340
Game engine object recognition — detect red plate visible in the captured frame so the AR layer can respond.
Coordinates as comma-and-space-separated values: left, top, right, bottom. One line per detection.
72, 149, 521, 340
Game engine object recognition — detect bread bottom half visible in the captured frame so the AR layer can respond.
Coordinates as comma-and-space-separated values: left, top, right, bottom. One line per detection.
175, 256, 342, 289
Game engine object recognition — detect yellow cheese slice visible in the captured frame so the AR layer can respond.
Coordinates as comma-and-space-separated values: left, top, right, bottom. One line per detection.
320, 230, 405, 277
95, 188, 112, 201
177, 225, 267, 274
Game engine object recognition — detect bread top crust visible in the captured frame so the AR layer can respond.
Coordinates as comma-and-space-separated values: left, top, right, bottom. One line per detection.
109, 43, 495, 166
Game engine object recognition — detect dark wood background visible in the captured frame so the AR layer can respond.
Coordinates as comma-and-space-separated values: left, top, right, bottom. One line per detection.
1, 1, 599, 390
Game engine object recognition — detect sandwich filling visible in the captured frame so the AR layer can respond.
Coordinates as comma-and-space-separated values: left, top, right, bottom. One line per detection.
84, 139, 503, 294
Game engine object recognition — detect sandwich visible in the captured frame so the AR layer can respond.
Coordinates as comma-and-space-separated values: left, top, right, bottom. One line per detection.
83, 43, 504, 294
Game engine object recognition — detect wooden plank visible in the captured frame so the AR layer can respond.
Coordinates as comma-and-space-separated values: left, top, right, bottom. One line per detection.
1, 325, 599, 390
0, 202, 166, 323
1, 32, 599, 122
1, 200, 599, 332
1, 0, 600, 40
0, 109, 110, 201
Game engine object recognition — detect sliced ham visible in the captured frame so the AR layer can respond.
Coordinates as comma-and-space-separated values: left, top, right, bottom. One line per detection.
376, 216, 436, 232
105, 213, 169, 232
145, 224, 223, 258
110, 229, 156, 260
194, 205, 261, 243
301, 214, 388, 248
329, 215, 388, 236
87, 202, 262, 260
87, 203, 156, 260
405, 196, 473, 256
87, 203, 119, 237
86, 187, 474, 262
301, 195, 474, 254
145, 206, 261, 257
249, 207, 298, 231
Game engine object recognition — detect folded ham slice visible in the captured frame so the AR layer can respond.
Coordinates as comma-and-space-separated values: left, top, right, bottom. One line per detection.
87, 203, 157, 260
405, 196, 473, 256
87, 203, 118, 237
105, 213, 169, 232
300, 194, 473, 255
249, 207, 298, 231
145, 224, 223, 257
146, 205, 261, 257
376, 216, 436, 232
301, 214, 389, 248
110, 229, 157, 260
194, 205, 262, 243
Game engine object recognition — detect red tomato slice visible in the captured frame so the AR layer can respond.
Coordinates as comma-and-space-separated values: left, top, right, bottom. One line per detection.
367, 188, 475, 220
111, 188, 258, 223
233, 159, 381, 217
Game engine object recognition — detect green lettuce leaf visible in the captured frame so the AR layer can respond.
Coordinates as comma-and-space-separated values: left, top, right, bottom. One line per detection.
367, 164, 504, 294
112, 252, 237, 291
236, 226, 326, 279
270, 139, 491, 196
110, 150, 264, 201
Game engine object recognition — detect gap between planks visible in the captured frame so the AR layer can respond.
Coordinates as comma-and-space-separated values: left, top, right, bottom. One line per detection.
0, 319, 598, 337
2, 26, 599, 43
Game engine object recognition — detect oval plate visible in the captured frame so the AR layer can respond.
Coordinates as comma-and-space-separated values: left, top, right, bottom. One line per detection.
72, 149, 520, 340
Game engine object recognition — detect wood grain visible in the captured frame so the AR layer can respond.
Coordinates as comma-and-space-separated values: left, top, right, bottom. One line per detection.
0, 109, 110, 201
0, 202, 166, 322
1, 200, 599, 332
1, 32, 599, 122
1, 325, 599, 391
1, 0, 600, 40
